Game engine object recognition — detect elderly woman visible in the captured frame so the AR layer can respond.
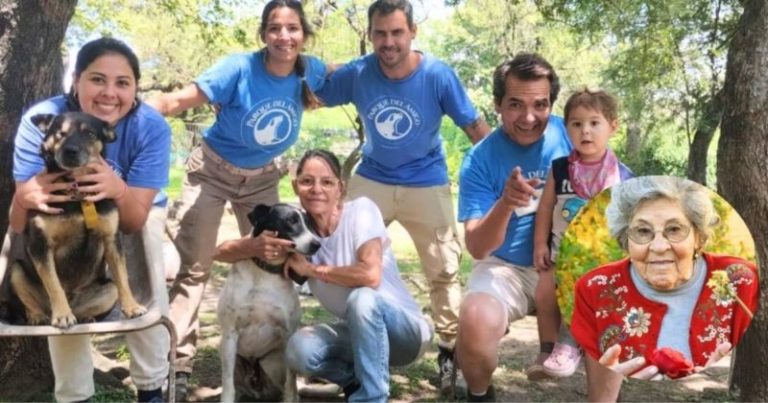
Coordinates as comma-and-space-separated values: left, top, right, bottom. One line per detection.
214, 149, 433, 403
570, 176, 758, 401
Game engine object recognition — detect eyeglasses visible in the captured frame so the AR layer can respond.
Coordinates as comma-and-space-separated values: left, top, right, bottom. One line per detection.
627, 223, 691, 244
296, 176, 339, 190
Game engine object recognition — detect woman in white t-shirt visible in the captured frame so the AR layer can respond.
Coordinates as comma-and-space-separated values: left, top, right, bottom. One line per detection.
215, 149, 432, 403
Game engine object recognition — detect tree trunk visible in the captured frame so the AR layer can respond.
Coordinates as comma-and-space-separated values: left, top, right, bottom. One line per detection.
686, 89, 723, 186
0, 0, 77, 399
624, 120, 642, 165
717, 0, 768, 400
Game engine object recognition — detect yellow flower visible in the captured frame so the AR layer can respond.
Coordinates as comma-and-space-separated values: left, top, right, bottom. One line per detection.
706, 271, 732, 298
706, 270, 753, 318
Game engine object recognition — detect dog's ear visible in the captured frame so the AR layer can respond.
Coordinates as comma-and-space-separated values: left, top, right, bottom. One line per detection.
99, 125, 117, 143
31, 114, 56, 133
248, 204, 272, 236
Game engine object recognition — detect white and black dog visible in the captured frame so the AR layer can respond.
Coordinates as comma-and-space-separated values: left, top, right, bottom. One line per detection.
218, 203, 320, 402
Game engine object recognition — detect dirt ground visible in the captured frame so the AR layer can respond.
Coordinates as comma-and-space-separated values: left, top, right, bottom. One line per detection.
91, 212, 734, 402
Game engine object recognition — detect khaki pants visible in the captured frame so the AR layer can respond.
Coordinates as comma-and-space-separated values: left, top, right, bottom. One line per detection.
48, 207, 170, 402
347, 175, 462, 347
167, 145, 280, 372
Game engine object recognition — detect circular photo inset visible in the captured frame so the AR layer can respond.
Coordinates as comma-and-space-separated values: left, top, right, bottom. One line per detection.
555, 176, 759, 380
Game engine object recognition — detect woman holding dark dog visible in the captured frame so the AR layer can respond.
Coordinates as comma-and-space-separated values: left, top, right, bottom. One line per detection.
145, 0, 327, 394
215, 149, 433, 403
9, 38, 171, 402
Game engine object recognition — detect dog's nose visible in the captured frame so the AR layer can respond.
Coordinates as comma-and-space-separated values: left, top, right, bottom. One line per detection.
62, 145, 79, 158
57, 144, 87, 168
61, 145, 81, 161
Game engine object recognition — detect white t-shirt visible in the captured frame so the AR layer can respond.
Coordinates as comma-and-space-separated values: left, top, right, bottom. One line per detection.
308, 197, 431, 344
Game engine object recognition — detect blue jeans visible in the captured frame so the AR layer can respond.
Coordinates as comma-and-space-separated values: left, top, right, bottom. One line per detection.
286, 287, 425, 402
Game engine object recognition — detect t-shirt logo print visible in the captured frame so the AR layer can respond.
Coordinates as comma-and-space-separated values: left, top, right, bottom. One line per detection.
252, 111, 291, 145
373, 107, 413, 140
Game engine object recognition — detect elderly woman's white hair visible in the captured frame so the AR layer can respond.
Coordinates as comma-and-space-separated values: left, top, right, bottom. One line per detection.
605, 176, 719, 250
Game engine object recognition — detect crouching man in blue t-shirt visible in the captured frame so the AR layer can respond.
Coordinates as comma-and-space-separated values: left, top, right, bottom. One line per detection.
456, 54, 572, 401
317, 0, 491, 394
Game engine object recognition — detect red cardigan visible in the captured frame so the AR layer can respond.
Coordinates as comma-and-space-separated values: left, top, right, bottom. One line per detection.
571, 253, 758, 370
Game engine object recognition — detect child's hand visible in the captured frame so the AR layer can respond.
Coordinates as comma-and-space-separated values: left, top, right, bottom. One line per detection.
534, 244, 553, 272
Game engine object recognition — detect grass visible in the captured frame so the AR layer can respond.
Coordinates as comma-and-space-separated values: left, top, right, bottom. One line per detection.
92, 384, 135, 402
166, 166, 298, 202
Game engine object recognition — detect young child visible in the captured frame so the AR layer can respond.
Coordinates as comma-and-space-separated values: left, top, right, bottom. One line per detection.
529, 89, 633, 379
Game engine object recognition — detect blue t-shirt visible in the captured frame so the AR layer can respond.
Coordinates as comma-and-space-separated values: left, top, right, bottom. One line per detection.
196, 50, 326, 169
318, 53, 479, 186
458, 117, 571, 266
13, 96, 171, 207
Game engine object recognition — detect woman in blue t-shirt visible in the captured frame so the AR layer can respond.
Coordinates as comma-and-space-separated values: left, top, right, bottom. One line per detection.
10, 37, 171, 403
146, 0, 327, 396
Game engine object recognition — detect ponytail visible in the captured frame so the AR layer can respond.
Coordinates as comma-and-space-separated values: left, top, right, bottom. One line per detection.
295, 56, 323, 110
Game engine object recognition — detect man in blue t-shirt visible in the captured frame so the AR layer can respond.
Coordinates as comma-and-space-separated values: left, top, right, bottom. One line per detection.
317, 0, 491, 393
456, 54, 572, 401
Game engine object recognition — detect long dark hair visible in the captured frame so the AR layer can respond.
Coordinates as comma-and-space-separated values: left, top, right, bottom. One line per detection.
66, 37, 142, 114
259, 0, 322, 110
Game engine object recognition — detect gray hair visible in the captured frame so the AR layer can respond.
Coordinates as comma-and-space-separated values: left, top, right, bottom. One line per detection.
605, 176, 719, 249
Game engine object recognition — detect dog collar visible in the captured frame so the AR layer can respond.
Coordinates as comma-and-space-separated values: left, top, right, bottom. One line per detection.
250, 257, 308, 285
81, 201, 99, 229
250, 257, 284, 275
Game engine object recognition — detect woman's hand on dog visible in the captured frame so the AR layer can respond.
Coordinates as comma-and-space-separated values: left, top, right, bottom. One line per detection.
213, 231, 292, 263
14, 171, 71, 213
285, 254, 312, 277
256, 231, 294, 261
74, 155, 128, 202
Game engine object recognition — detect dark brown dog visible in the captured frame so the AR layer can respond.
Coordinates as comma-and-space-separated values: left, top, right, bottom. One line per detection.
10, 112, 146, 328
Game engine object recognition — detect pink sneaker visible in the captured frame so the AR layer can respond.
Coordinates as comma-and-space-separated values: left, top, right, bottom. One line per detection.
542, 343, 582, 377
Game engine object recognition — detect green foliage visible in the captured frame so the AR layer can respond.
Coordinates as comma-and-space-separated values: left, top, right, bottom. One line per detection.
67, 0, 743, 186
440, 118, 471, 184
115, 343, 131, 362
423, 0, 606, 125
166, 166, 186, 200
709, 196, 756, 261
535, 0, 743, 183
613, 124, 688, 177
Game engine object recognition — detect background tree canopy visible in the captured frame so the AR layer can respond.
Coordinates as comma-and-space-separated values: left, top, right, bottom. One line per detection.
65, 0, 742, 187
